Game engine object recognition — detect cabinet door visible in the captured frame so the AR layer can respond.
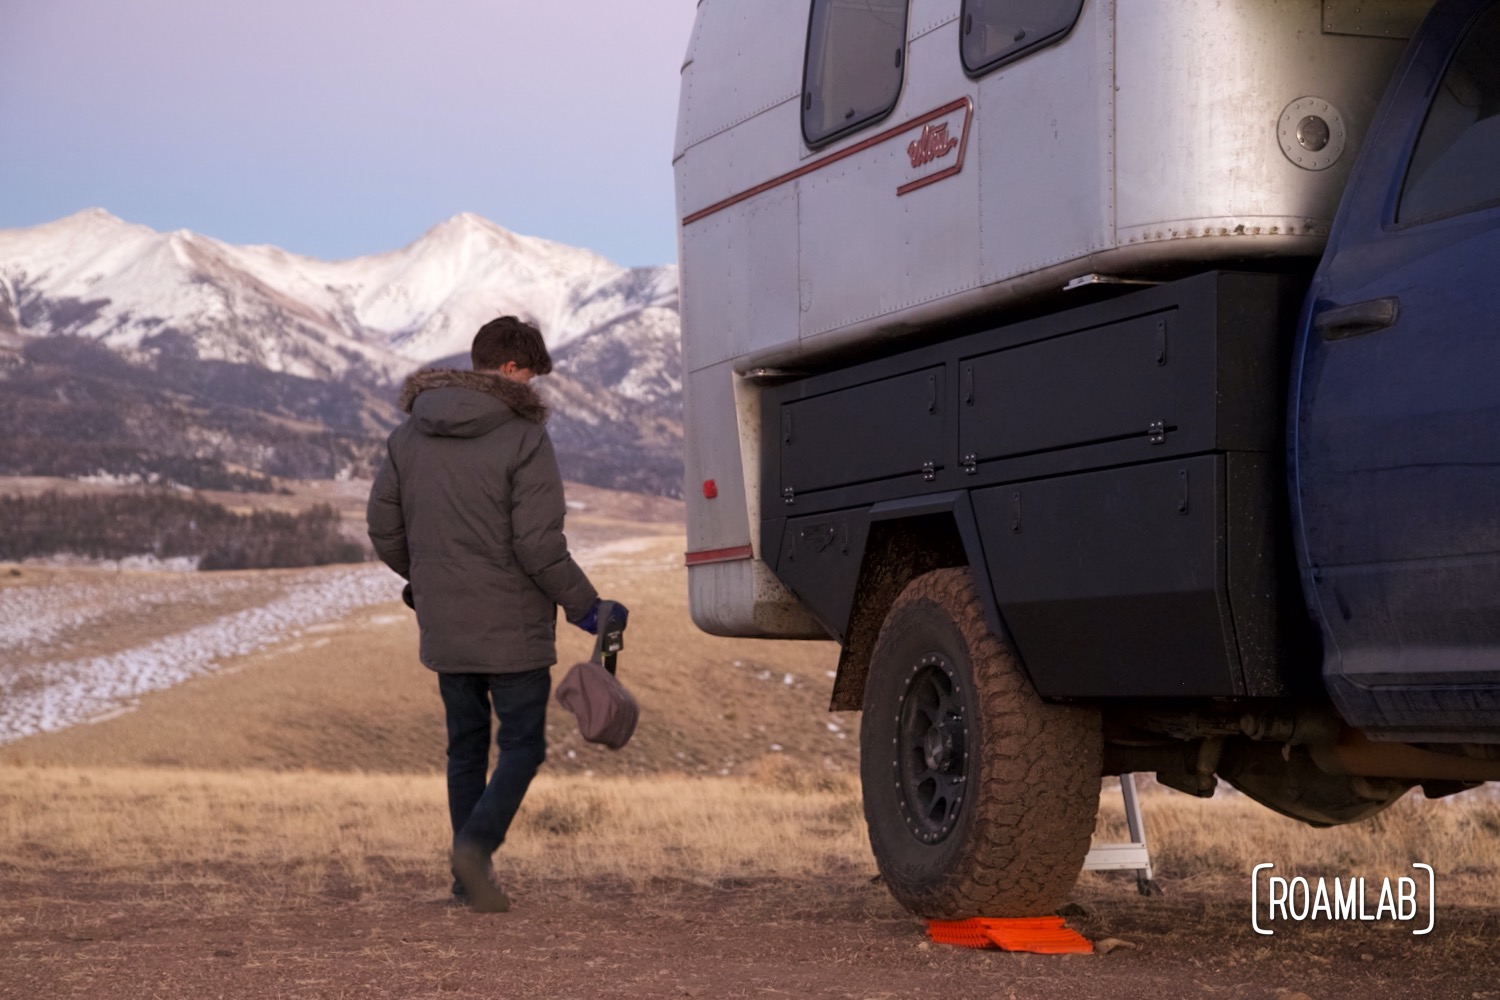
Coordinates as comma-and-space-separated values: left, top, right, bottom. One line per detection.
779, 367, 946, 497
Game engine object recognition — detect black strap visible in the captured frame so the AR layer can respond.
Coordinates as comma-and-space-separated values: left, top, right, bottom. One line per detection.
591, 600, 626, 675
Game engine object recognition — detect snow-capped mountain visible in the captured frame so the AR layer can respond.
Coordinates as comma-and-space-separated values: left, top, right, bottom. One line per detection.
0, 210, 685, 496
0, 208, 677, 379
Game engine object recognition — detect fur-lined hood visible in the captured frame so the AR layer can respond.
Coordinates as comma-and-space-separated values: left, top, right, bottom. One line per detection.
398, 368, 548, 424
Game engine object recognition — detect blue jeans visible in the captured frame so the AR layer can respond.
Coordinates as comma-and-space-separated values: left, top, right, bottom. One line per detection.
437, 667, 550, 854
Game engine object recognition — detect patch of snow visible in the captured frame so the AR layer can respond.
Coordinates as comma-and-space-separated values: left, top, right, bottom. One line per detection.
0, 565, 400, 745
25, 553, 201, 572
0, 574, 253, 656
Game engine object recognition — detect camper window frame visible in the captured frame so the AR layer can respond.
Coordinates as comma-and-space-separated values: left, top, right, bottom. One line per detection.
958, 0, 1085, 78
801, 0, 912, 149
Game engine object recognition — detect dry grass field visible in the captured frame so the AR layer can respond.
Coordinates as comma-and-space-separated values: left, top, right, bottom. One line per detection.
2, 477, 1498, 998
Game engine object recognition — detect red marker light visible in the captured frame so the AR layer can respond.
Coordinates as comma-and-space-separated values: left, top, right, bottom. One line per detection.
702, 479, 719, 499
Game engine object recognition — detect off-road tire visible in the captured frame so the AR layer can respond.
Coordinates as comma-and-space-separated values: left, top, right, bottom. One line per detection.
860, 567, 1101, 918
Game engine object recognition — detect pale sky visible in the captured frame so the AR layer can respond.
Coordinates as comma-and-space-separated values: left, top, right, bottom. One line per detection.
0, 1, 699, 266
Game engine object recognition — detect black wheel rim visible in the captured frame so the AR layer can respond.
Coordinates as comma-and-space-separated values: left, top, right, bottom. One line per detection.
893, 653, 969, 844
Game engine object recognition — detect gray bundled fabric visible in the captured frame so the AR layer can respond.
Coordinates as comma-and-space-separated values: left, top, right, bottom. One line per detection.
367, 368, 597, 674
555, 661, 639, 750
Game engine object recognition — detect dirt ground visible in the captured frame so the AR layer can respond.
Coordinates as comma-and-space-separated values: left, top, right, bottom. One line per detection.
3, 868, 1496, 1000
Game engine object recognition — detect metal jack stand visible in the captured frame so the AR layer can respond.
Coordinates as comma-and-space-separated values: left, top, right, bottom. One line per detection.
1081, 773, 1161, 896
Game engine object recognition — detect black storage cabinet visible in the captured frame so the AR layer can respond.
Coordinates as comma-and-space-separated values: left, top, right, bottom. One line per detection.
762, 271, 1308, 700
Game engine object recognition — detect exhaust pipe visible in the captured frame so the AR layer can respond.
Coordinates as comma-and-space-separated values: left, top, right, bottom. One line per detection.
1310, 731, 1500, 782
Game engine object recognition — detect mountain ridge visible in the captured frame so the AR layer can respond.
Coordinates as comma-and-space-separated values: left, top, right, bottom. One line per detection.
0, 210, 685, 496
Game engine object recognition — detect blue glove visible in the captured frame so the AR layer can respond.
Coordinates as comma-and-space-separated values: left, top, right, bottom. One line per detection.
571, 599, 629, 635
572, 598, 601, 635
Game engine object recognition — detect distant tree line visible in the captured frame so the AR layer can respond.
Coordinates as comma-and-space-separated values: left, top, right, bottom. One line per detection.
0, 436, 279, 493
0, 492, 367, 570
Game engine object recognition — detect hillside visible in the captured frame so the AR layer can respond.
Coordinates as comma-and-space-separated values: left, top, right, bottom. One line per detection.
0, 487, 843, 777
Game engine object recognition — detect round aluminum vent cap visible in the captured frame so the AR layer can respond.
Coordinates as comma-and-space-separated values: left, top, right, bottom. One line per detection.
1278, 97, 1347, 171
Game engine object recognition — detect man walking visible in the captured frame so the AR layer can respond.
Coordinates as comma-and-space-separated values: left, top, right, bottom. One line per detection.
367, 315, 616, 913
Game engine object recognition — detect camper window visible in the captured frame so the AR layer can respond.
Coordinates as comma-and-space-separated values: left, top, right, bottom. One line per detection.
802, 0, 911, 148
960, 0, 1084, 77
1397, 2, 1500, 225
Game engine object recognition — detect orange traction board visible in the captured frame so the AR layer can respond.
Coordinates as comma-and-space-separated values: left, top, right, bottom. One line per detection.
926, 916, 1092, 955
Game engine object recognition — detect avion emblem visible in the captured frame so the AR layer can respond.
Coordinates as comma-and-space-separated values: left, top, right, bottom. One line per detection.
907, 122, 958, 168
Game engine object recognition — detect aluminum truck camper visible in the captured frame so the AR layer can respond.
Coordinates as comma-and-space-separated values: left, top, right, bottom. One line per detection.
675, 0, 1500, 918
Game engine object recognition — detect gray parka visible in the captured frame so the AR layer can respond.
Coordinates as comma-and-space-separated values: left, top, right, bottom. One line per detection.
366, 369, 597, 674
